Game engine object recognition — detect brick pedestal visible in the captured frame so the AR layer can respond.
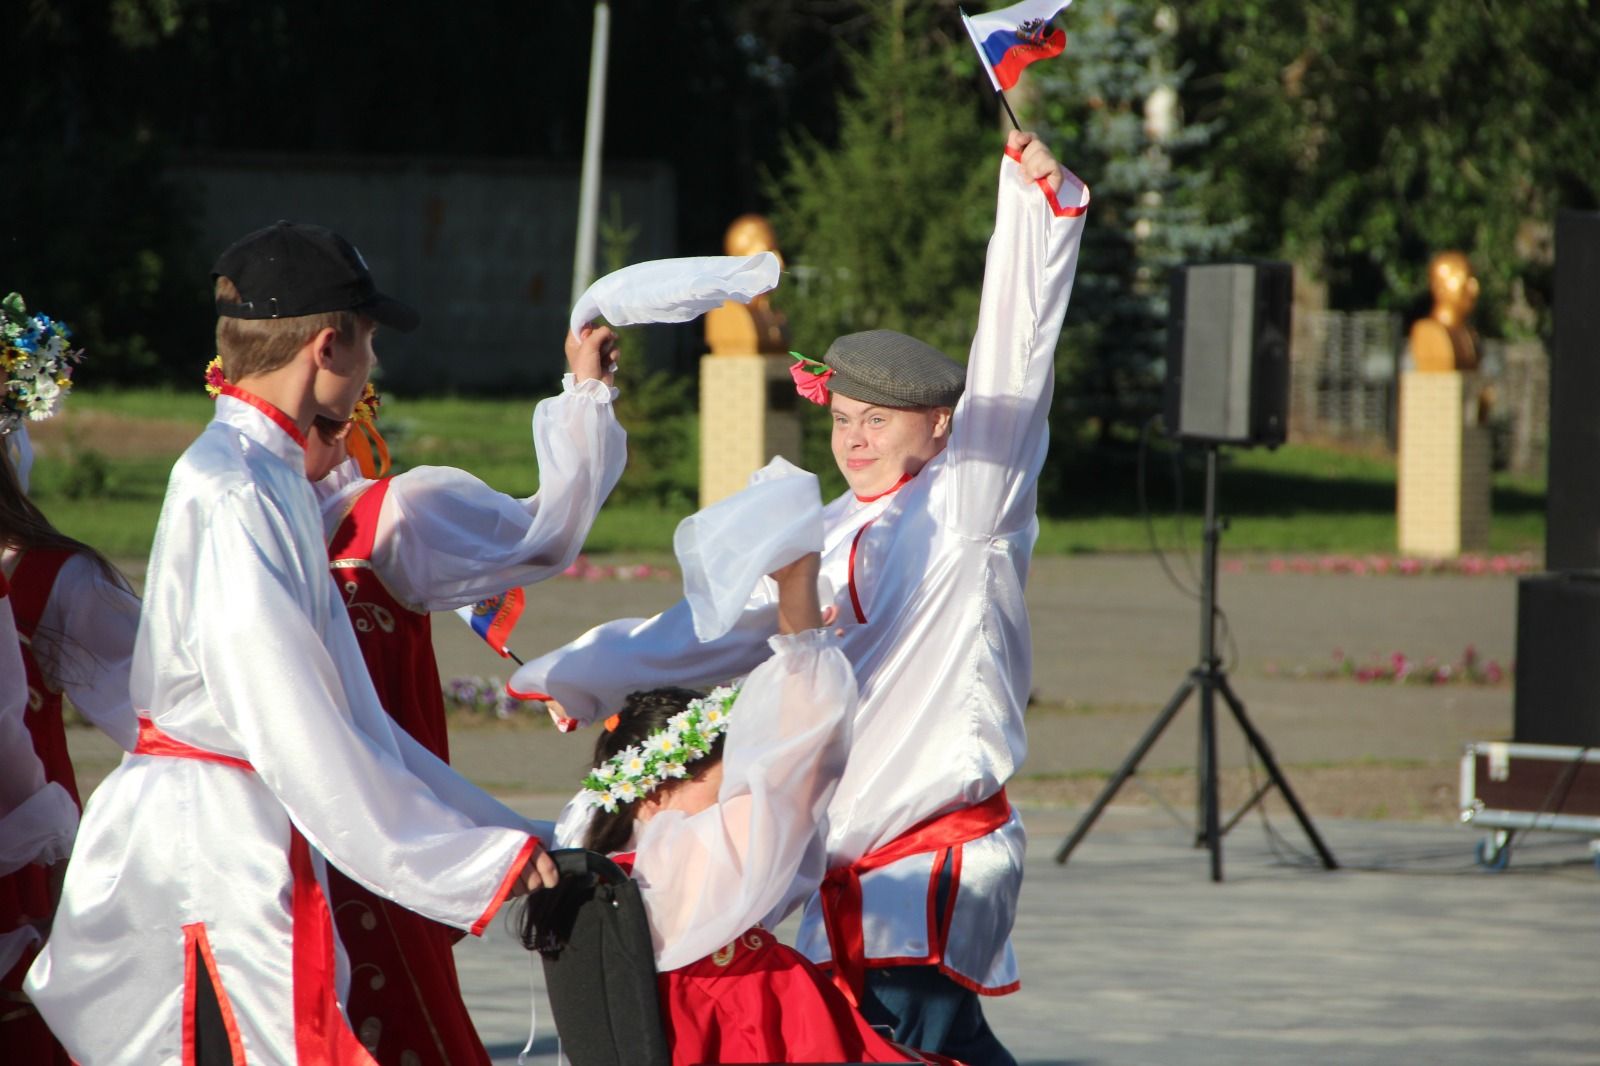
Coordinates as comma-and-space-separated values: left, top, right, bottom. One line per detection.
698, 354, 803, 508
1397, 370, 1491, 557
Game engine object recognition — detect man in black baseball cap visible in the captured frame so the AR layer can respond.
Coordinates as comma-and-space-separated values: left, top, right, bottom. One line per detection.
210, 220, 417, 433
213, 219, 420, 333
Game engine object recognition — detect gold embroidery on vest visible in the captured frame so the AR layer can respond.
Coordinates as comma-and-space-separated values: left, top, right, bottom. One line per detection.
342, 578, 396, 634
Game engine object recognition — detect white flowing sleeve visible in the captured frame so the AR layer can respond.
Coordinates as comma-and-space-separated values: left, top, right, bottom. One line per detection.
388, 723, 555, 847
943, 149, 1089, 539
36, 553, 141, 752
0, 590, 77, 875
194, 485, 535, 932
508, 597, 778, 727
375, 376, 627, 611
630, 629, 854, 971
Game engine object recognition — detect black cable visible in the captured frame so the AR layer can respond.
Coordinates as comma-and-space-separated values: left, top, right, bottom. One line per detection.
1169, 434, 1201, 590
1137, 415, 1198, 602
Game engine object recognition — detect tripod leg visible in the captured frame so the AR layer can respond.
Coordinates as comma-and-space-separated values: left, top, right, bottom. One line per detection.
1217, 675, 1339, 870
1199, 673, 1223, 882
1053, 677, 1197, 865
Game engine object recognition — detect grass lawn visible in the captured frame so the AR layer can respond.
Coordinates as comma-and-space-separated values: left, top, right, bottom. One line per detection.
26, 389, 1547, 561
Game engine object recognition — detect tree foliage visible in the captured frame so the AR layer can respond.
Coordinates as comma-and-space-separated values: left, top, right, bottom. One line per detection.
1178, 0, 1600, 337
767, 0, 997, 365
1030, 0, 1245, 455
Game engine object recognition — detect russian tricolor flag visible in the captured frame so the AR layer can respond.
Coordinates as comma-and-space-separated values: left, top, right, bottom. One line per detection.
962, 1, 1072, 93
454, 587, 526, 658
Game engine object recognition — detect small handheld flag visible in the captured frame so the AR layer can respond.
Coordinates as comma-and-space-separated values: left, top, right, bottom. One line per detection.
454, 588, 526, 663
961, 1, 1072, 126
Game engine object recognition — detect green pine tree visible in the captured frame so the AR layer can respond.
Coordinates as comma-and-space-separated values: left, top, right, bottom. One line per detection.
1033, 0, 1244, 462
766, 0, 998, 489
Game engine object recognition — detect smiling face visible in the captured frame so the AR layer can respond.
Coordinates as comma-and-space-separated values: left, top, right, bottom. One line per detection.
829, 393, 952, 497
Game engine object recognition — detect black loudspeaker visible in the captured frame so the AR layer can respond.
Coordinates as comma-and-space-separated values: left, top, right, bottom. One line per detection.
1513, 573, 1600, 746
1544, 210, 1600, 572
1164, 260, 1292, 447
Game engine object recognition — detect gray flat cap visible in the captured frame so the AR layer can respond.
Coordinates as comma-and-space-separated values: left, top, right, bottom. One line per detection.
822, 329, 966, 408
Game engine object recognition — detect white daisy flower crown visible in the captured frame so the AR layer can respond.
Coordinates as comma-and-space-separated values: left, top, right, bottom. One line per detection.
580, 685, 739, 813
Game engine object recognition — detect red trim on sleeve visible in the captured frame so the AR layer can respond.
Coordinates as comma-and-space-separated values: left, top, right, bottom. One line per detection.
1002, 144, 1090, 218
217, 382, 309, 448
183, 923, 248, 1065
505, 686, 553, 703
471, 836, 539, 937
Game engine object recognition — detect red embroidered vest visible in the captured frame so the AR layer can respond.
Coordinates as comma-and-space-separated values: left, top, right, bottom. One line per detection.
8, 548, 79, 806
324, 480, 492, 1065
327, 479, 450, 760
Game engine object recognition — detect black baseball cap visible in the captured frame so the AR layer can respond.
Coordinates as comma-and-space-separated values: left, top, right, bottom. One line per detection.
211, 220, 420, 333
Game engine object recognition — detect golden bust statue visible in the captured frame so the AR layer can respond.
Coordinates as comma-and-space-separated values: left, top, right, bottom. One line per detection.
1409, 251, 1481, 373
706, 214, 790, 355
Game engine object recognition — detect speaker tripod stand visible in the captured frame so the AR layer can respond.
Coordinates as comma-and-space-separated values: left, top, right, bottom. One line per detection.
1053, 445, 1338, 881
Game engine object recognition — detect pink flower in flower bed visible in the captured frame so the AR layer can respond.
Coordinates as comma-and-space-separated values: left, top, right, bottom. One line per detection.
1250, 552, 1536, 578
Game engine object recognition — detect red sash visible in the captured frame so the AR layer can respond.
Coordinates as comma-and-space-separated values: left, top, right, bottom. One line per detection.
819, 788, 1011, 1003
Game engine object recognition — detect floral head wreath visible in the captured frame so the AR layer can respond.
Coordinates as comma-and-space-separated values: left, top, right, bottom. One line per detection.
580, 685, 739, 813
2, 292, 84, 435
789, 351, 833, 406
204, 356, 391, 478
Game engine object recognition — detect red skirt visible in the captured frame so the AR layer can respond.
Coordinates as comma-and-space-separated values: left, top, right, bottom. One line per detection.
661, 928, 931, 1065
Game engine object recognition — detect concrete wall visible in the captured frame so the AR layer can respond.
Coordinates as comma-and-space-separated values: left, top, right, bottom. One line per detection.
171, 153, 676, 392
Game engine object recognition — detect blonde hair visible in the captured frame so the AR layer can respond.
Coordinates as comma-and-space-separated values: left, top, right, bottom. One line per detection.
214, 275, 362, 381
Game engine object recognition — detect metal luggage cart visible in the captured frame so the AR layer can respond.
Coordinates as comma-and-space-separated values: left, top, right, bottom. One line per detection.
1459, 741, 1600, 873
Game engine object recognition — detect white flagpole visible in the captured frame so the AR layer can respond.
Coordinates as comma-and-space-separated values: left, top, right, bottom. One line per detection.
571, 1, 612, 310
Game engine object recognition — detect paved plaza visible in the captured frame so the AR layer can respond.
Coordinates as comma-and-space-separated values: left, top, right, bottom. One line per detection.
67, 553, 1600, 1063
457, 801, 1600, 1066
445, 554, 1600, 1065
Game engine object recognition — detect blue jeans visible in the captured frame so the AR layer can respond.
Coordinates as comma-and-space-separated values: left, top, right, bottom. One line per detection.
858, 965, 1019, 1066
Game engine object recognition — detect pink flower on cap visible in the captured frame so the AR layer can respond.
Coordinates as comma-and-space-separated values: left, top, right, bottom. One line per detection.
790, 352, 833, 406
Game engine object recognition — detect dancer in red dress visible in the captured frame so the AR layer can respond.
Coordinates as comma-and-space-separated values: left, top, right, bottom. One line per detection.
1, 298, 140, 1063
0, 572, 79, 1066
288, 324, 625, 1064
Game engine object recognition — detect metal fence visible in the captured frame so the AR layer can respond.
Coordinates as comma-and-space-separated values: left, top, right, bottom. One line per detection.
1289, 309, 1549, 476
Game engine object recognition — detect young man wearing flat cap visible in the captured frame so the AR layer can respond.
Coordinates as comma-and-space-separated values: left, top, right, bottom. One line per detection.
28, 222, 583, 1064
511, 129, 1088, 1064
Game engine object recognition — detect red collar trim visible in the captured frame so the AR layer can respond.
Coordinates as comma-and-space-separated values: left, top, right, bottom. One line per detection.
217, 383, 308, 448
854, 471, 914, 504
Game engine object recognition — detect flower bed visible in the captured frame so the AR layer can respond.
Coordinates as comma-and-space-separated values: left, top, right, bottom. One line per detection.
1226, 553, 1538, 578
1266, 645, 1511, 686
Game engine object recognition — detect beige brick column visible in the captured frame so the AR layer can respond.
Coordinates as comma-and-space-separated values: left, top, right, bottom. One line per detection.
698, 354, 803, 508
1397, 370, 1491, 557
